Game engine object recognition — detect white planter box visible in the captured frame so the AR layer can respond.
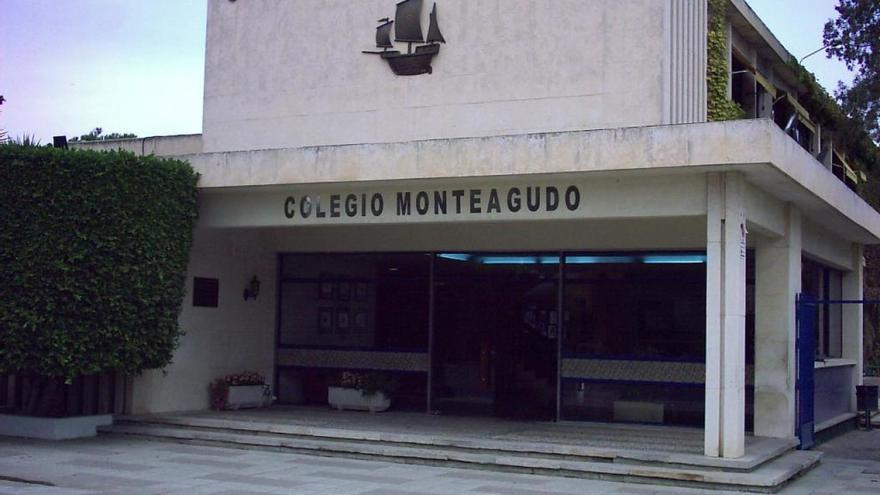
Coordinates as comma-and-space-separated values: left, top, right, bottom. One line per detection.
226, 385, 267, 410
327, 386, 390, 413
0, 413, 113, 440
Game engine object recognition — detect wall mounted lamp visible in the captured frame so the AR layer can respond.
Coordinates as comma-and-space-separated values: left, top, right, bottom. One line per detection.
243, 275, 260, 301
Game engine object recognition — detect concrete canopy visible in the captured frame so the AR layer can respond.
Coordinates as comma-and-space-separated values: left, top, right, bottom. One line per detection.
183, 119, 880, 245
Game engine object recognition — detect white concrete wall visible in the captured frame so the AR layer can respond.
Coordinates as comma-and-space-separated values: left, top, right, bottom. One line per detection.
753, 207, 800, 441
802, 220, 855, 271
202, 0, 703, 153
130, 228, 276, 414
198, 173, 708, 229
262, 217, 707, 253
69, 134, 202, 157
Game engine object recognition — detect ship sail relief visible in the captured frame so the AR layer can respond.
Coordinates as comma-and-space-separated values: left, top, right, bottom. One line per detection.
363, 0, 445, 76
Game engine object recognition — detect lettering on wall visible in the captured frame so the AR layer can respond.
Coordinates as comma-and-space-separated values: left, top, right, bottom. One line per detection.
283, 186, 581, 221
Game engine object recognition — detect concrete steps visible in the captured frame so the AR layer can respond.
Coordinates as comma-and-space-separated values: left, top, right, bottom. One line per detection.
100, 416, 820, 493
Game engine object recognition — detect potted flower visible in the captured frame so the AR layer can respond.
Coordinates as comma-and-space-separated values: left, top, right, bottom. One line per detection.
328, 371, 397, 413
209, 371, 270, 410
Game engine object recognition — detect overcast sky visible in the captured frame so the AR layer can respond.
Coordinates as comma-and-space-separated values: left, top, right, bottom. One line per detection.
0, 0, 856, 144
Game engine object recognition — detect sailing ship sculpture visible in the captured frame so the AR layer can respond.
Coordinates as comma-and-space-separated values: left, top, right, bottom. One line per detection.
363, 0, 445, 76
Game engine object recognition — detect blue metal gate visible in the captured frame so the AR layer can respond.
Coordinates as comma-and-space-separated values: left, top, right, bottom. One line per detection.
795, 293, 816, 450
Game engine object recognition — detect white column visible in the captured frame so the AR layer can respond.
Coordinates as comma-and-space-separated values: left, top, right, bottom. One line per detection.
753, 206, 801, 439
842, 244, 864, 411
705, 173, 723, 457
705, 172, 747, 458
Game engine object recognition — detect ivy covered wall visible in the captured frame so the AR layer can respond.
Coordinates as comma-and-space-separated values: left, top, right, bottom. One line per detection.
707, 0, 744, 121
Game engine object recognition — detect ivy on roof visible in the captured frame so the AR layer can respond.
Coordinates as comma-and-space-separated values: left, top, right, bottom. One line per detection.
787, 58, 880, 174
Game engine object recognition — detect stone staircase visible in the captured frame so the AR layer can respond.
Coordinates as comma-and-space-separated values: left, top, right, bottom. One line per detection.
100, 413, 820, 493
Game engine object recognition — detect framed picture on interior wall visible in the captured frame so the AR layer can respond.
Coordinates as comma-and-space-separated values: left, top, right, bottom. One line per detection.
355, 282, 369, 301
337, 281, 351, 301
318, 307, 334, 334
354, 309, 368, 330
336, 308, 351, 333
318, 278, 334, 300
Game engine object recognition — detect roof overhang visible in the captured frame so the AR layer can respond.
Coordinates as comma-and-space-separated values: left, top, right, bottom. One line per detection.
178, 119, 880, 244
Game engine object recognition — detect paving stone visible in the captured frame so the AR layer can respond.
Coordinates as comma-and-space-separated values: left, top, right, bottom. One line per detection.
54, 472, 160, 489
439, 471, 548, 485
200, 472, 301, 489
206, 490, 278, 495
471, 485, 579, 495
305, 470, 412, 484
609, 487, 663, 495
163, 456, 253, 470
158, 445, 247, 457
842, 486, 880, 494
59, 458, 155, 472
286, 456, 384, 470
359, 490, 439, 495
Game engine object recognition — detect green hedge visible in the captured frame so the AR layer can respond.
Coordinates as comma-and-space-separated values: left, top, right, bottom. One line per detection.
0, 145, 199, 382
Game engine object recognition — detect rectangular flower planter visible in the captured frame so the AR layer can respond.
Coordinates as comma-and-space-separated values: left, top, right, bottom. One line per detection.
327, 386, 390, 413
226, 384, 267, 410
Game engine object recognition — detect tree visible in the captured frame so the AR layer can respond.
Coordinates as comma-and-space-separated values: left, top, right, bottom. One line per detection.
69, 127, 138, 142
823, 0, 880, 142
0, 95, 7, 144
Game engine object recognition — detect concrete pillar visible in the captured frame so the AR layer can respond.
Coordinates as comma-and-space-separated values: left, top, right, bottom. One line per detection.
705, 172, 747, 458
757, 90, 773, 119
753, 206, 801, 439
842, 244, 864, 411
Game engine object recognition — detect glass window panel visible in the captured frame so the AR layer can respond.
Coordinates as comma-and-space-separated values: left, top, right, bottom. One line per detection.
279, 253, 430, 350
563, 253, 706, 359
561, 251, 707, 427
432, 252, 559, 419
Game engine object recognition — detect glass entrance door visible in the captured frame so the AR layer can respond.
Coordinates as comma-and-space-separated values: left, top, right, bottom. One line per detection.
431, 253, 559, 420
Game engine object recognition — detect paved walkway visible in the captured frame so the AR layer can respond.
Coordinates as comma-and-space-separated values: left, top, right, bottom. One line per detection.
0, 429, 878, 495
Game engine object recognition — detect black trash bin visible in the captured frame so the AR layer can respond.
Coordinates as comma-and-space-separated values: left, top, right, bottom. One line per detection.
856, 385, 878, 430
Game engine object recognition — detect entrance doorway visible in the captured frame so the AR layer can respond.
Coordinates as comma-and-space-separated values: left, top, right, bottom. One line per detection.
432, 254, 559, 420
275, 251, 711, 426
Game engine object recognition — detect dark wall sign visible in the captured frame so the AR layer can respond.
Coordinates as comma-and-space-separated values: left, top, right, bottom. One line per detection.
283, 185, 581, 221
193, 277, 219, 307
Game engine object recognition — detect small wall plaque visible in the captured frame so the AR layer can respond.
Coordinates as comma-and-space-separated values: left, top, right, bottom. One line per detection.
193, 277, 219, 307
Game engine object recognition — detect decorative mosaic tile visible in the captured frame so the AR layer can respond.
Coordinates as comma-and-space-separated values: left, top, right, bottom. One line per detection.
277, 349, 429, 372
561, 359, 755, 385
